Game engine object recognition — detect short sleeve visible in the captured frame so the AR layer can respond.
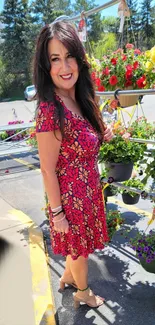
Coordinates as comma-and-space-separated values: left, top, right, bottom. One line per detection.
36, 101, 60, 133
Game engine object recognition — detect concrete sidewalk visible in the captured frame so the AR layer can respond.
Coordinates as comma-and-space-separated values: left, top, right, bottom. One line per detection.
0, 197, 55, 325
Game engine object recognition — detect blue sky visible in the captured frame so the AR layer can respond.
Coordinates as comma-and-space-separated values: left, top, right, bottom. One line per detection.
0, 0, 118, 16
0, 0, 150, 16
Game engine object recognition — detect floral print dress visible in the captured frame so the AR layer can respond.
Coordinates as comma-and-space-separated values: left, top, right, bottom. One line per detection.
36, 95, 109, 260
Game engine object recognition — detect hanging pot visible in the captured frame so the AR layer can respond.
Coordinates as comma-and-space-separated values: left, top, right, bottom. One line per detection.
104, 186, 115, 197
118, 86, 139, 108
105, 161, 133, 182
139, 258, 155, 274
122, 193, 140, 205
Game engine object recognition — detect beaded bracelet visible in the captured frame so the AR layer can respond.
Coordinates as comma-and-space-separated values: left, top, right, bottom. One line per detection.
52, 209, 64, 217
51, 205, 62, 213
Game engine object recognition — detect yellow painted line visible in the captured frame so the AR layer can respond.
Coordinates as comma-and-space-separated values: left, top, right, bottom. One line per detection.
9, 209, 56, 325
10, 156, 40, 173
108, 197, 152, 219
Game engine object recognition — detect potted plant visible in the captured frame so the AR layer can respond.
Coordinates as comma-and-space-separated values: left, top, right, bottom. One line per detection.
119, 178, 145, 205
101, 168, 118, 197
129, 229, 155, 273
98, 123, 146, 181
106, 210, 124, 241
87, 44, 155, 107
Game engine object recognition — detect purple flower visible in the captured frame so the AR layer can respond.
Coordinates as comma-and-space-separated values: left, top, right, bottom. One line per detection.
144, 246, 149, 252
137, 246, 142, 251
146, 259, 151, 263
138, 253, 142, 258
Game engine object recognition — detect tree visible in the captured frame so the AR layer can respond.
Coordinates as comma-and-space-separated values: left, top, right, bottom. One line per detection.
140, 0, 155, 49
126, 0, 140, 46
101, 16, 119, 34
56, 0, 72, 16
91, 32, 117, 59
31, 0, 64, 25
1, 0, 37, 83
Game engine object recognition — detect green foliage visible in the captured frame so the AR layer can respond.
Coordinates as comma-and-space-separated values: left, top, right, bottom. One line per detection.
91, 33, 117, 59
128, 117, 155, 140
99, 135, 146, 164
119, 178, 145, 197
106, 210, 124, 240
31, 0, 64, 25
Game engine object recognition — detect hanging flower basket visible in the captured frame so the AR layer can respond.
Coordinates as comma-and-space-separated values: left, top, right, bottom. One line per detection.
122, 192, 140, 205
104, 185, 117, 197
139, 258, 155, 274
117, 86, 139, 107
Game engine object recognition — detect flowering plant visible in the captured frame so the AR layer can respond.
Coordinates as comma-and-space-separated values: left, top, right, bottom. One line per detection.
0, 120, 27, 141
119, 178, 145, 197
129, 230, 155, 265
98, 121, 146, 164
88, 44, 155, 92
106, 210, 124, 240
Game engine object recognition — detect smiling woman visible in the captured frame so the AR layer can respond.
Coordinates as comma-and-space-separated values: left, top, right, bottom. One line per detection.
33, 21, 113, 309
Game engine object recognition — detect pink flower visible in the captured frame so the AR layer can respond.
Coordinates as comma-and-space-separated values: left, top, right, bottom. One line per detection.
91, 72, 96, 81
134, 49, 141, 55
126, 43, 134, 49
122, 132, 131, 140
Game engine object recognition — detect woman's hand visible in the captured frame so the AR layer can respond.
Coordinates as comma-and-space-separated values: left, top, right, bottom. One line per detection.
104, 124, 114, 142
53, 213, 69, 234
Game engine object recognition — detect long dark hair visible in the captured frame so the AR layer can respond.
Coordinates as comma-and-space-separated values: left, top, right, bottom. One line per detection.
33, 21, 105, 138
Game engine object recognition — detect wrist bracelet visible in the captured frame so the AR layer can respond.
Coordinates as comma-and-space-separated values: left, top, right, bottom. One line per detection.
52, 209, 64, 217
51, 205, 62, 212
53, 216, 65, 223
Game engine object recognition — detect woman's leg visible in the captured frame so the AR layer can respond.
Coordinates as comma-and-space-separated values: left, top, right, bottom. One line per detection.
69, 255, 104, 307
68, 255, 88, 290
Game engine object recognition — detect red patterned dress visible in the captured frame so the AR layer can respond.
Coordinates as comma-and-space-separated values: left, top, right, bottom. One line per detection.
36, 96, 109, 260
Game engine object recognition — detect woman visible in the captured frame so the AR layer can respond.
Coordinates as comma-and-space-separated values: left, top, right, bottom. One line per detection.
34, 21, 113, 309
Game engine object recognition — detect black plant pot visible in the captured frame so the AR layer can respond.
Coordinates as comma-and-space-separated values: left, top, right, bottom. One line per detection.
139, 258, 155, 274
105, 162, 133, 182
122, 193, 140, 205
104, 186, 115, 197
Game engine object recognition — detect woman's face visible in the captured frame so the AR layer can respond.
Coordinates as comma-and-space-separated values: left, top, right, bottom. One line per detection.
48, 38, 79, 91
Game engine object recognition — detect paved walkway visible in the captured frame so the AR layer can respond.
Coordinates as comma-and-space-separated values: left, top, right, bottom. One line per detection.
0, 197, 55, 325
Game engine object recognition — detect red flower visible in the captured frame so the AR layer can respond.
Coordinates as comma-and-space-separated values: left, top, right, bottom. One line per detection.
122, 55, 127, 61
111, 58, 117, 65
125, 70, 132, 79
126, 43, 134, 49
126, 64, 133, 71
98, 85, 105, 91
102, 67, 110, 76
125, 80, 132, 87
133, 61, 139, 70
94, 78, 101, 87
109, 75, 118, 86
136, 76, 146, 88
134, 49, 141, 55
91, 72, 96, 81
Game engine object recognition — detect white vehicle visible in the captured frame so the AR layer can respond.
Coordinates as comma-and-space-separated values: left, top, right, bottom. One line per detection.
24, 85, 36, 101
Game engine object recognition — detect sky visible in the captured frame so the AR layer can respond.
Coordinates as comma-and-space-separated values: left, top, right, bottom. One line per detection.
0, 0, 151, 17
0, 0, 118, 16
